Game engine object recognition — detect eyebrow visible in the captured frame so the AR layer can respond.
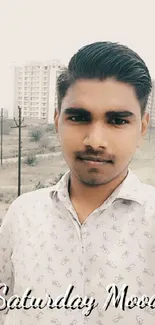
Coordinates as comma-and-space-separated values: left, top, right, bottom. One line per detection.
63, 107, 135, 118
64, 108, 91, 116
106, 110, 135, 118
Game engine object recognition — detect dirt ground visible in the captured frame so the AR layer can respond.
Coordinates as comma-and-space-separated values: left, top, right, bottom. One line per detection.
0, 121, 155, 224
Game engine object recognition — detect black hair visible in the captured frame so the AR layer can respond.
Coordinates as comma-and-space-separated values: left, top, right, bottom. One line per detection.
56, 41, 152, 115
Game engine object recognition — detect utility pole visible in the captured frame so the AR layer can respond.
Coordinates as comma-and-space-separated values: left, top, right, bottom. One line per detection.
1, 108, 3, 165
11, 106, 26, 196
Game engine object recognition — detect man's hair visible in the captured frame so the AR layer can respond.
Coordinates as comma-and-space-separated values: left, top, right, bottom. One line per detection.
56, 41, 152, 115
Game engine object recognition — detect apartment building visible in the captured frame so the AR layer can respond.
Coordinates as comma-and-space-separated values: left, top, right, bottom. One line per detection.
13, 66, 155, 127
14, 60, 63, 124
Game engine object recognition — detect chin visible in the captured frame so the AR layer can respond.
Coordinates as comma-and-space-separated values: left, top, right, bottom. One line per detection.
79, 175, 109, 187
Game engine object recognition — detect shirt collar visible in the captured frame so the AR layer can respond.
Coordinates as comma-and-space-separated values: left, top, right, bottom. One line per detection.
109, 169, 144, 205
49, 168, 144, 206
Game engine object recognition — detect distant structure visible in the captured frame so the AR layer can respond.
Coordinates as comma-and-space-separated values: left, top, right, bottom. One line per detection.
146, 79, 155, 127
13, 60, 63, 124
13, 67, 155, 126
2, 108, 8, 118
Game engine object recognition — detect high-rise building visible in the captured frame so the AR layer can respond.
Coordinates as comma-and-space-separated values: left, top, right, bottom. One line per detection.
14, 67, 155, 126
13, 60, 63, 124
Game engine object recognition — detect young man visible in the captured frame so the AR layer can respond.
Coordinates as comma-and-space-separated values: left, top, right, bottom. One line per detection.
0, 42, 155, 325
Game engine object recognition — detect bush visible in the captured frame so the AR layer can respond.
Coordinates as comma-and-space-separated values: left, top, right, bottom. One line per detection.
5, 193, 17, 204
33, 173, 65, 189
52, 172, 64, 185
46, 124, 56, 133
25, 153, 37, 166
29, 128, 43, 142
34, 181, 46, 190
49, 146, 56, 152
0, 193, 4, 202
40, 137, 49, 149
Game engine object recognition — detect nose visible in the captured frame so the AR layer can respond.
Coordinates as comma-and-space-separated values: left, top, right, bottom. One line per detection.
83, 124, 108, 149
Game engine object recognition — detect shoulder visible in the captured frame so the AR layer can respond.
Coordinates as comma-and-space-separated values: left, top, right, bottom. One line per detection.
10, 186, 54, 208
18, 186, 54, 202
139, 182, 155, 214
141, 182, 155, 200
4, 186, 56, 225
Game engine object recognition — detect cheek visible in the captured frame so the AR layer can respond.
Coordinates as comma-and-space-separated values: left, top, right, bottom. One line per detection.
58, 127, 81, 149
115, 128, 139, 145
113, 132, 138, 156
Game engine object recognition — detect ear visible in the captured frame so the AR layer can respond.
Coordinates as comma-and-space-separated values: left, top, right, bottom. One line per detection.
141, 112, 149, 137
137, 112, 149, 147
54, 108, 59, 133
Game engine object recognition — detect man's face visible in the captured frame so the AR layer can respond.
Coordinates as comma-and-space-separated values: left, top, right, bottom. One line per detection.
55, 78, 149, 186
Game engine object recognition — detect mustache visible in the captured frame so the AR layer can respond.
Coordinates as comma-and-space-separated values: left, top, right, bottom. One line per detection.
74, 149, 115, 163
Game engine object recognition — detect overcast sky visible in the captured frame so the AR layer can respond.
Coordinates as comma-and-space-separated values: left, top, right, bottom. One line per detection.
0, 0, 155, 110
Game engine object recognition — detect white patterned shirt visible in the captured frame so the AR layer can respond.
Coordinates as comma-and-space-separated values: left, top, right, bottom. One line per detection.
0, 169, 155, 325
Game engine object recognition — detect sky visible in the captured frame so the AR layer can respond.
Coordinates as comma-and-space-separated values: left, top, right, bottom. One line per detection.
0, 0, 155, 111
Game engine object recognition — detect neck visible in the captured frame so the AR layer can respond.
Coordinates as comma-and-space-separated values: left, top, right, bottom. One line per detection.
69, 169, 128, 223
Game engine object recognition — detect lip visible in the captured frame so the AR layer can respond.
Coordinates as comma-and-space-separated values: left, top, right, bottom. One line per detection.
78, 157, 110, 162
83, 160, 107, 166
78, 157, 111, 165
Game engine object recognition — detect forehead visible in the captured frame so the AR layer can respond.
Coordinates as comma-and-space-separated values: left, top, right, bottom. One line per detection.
61, 78, 141, 114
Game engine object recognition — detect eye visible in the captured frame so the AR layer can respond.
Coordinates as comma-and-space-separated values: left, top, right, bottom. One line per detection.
110, 118, 129, 125
68, 116, 88, 122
